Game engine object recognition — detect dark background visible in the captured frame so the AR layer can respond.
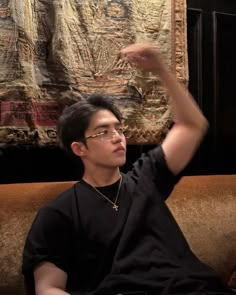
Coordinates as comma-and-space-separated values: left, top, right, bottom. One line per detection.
1, 0, 236, 184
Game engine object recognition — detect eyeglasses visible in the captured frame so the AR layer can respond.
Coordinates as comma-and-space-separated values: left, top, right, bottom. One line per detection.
84, 126, 127, 142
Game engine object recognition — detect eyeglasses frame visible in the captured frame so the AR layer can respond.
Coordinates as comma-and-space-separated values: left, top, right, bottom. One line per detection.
78, 126, 127, 142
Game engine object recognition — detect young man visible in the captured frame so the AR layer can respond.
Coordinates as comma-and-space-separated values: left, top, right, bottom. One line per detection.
22, 44, 233, 295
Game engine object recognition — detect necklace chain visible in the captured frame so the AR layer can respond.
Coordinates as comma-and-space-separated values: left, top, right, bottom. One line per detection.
90, 175, 122, 211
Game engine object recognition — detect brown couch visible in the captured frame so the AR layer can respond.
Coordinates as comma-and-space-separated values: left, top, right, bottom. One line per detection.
0, 175, 235, 295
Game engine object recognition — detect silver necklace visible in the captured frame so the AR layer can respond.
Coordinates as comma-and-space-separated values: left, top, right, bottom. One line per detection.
90, 175, 122, 211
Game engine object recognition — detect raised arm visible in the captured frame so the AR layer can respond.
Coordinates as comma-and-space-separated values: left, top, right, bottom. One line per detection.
120, 43, 209, 175
34, 262, 69, 295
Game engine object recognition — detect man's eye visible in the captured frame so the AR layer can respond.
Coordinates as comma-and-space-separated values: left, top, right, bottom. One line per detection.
100, 130, 108, 135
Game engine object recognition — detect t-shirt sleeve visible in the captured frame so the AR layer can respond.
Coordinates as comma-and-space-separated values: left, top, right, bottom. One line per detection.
22, 206, 73, 276
150, 145, 182, 198
130, 145, 182, 200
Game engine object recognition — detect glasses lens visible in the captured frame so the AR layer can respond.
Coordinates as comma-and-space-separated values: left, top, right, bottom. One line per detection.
86, 127, 128, 142
104, 127, 126, 141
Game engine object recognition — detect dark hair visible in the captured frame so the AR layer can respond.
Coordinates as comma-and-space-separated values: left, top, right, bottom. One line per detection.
57, 94, 123, 157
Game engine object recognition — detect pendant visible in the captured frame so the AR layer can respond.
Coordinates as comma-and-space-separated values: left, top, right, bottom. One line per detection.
113, 204, 119, 211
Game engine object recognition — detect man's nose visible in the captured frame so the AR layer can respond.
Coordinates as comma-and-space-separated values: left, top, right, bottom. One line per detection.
110, 130, 122, 141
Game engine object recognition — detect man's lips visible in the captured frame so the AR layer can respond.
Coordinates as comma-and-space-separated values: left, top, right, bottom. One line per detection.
113, 146, 126, 153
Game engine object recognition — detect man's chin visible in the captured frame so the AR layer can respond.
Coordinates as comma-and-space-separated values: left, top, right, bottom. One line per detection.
109, 157, 126, 168
118, 158, 126, 167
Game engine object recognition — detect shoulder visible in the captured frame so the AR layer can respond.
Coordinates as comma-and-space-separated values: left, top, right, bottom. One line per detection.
36, 183, 79, 222
127, 145, 166, 176
47, 183, 78, 208
37, 181, 92, 224
125, 145, 181, 198
122, 145, 164, 188
26, 184, 82, 242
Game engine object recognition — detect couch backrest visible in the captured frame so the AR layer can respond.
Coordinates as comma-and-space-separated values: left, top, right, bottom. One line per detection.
0, 175, 235, 295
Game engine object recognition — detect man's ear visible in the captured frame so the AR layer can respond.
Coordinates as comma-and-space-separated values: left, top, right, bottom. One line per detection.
71, 141, 87, 157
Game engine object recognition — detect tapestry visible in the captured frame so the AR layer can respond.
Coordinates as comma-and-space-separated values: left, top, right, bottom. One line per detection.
0, 0, 188, 146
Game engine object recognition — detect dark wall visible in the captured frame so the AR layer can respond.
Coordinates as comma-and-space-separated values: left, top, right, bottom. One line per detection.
187, 0, 236, 174
1, 0, 236, 184
0, 144, 147, 184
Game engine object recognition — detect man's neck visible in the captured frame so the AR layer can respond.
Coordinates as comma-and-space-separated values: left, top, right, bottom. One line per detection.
82, 167, 121, 187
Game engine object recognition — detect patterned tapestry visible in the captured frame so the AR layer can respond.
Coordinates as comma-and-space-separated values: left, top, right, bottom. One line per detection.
0, 0, 188, 146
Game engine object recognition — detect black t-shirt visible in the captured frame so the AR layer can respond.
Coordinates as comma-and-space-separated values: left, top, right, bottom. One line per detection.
22, 146, 233, 295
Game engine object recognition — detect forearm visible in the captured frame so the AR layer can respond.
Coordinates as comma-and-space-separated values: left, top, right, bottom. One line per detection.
153, 61, 208, 131
121, 43, 209, 174
34, 262, 69, 295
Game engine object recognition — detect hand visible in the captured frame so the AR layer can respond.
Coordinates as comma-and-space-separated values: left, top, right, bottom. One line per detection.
120, 43, 163, 73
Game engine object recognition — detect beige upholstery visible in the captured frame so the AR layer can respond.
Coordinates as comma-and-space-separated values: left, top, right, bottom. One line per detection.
0, 175, 235, 295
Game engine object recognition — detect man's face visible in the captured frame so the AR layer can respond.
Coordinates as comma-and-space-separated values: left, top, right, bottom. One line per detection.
81, 109, 127, 169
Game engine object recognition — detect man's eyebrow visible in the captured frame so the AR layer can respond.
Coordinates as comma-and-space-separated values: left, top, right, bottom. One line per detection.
93, 122, 122, 131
